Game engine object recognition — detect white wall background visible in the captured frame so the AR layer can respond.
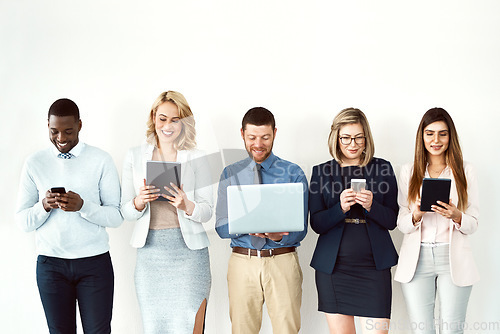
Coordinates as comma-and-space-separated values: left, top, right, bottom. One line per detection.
1, 1, 499, 333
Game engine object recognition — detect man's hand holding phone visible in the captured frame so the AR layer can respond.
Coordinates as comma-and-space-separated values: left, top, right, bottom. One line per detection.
43, 189, 63, 212
55, 191, 84, 212
43, 187, 83, 212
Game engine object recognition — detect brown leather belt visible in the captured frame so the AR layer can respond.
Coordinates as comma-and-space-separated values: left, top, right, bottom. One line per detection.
232, 246, 296, 258
345, 218, 367, 224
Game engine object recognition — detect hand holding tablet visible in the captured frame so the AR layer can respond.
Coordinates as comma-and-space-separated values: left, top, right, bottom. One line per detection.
163, 182, 195, 215
146, 161, 181, 202
420, 178, 451, 211
431, 199, 463, 223
413, 178, 461, 224
134, 179, 161, 211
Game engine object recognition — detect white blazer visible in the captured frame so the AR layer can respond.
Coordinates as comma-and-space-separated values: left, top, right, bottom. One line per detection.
394, 162, 479, 287
120, 143, 213, 250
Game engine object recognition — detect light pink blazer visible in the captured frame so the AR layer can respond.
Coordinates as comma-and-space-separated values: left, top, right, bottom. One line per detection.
394, 162, 479, 287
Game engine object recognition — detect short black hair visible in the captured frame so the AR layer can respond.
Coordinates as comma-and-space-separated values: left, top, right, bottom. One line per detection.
242, 107, 275, 130
48, 98, 80, 120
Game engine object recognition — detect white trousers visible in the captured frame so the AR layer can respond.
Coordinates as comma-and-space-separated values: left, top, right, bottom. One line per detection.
401, 244, 472, 334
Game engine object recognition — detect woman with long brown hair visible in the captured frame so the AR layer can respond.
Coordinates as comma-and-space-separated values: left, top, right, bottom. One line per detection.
395, 108, 479, 334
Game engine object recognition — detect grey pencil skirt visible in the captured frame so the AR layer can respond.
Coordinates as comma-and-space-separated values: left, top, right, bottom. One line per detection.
135, 228, 211, 334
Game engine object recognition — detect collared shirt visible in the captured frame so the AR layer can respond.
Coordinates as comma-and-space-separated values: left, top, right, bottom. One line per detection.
51, 141, 84, 158
215, 152, 308, 249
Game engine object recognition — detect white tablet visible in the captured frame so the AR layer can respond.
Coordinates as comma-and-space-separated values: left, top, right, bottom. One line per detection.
227, 183, 305, 234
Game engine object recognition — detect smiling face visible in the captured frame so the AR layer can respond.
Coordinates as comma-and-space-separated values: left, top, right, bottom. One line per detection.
338, 122, 365, 165
241, 124, 276, 163
154, 101, 183, 148
423, 120, 449, 158
48, 115, 81, 153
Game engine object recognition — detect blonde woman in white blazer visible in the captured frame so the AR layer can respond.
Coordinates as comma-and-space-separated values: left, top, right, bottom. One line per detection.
395, 108, 479, 334
121, 91, 213, 334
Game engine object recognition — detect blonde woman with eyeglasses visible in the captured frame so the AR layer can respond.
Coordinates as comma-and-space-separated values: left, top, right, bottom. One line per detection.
309, 108, 399, 334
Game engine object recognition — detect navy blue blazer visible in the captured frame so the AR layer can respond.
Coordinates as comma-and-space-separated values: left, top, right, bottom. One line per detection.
309, 157, 399, 274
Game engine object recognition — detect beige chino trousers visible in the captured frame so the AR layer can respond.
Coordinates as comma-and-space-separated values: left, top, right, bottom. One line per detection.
227, 251, 303, 334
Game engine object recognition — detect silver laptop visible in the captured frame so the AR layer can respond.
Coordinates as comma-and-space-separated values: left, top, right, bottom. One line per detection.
227, 183, 305, 234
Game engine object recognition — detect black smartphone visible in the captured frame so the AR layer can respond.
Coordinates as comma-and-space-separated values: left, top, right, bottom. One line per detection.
50, 187, 66, 194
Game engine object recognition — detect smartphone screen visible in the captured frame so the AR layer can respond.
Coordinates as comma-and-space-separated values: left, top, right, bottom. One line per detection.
50, 187, 66, 194
351, 179, 366, 192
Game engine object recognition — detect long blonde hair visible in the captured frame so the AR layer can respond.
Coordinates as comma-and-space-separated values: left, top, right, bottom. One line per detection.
146, 91, 196, 150
409, 108, 467, 211
327, 108, 375, 166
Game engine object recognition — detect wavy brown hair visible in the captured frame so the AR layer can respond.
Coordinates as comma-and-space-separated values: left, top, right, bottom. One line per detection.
328, 108, 375, 166
146, 91, 196, 150
409, 108, 467, 211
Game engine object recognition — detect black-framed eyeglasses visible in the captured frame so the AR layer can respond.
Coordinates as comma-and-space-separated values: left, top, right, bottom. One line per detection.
339, 136, 366, 145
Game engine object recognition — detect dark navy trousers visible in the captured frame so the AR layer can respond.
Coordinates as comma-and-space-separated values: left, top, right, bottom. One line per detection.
36, 252, 114, 334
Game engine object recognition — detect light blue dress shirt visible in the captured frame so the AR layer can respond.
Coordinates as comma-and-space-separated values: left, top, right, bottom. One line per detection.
215, 152, 308, 249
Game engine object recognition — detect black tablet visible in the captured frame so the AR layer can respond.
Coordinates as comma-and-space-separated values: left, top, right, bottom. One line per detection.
420, 178, 451, 211
146, 161, 181, 201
